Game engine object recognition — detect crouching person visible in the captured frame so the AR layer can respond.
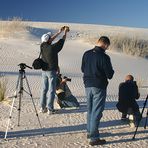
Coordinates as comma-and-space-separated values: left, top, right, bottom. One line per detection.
116, 74, 140, 127
56, 74, 80, 109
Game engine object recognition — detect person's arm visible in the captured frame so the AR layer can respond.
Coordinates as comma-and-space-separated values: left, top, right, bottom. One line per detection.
81, 53, 86, 73
62, 27, 69, 40
60, 79, 67, 85
48, 26, 65, 43
118, 83, 123, 101
52, 27, 70, 52
103, 55, 114, 79
134, 81, 140, 99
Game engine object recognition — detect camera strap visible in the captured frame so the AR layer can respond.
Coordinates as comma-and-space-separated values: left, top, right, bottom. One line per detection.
63, 83, 66, 92
38, 50, 41, 58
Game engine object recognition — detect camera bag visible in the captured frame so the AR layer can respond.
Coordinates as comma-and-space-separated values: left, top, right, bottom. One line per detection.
32, 50, 48, 70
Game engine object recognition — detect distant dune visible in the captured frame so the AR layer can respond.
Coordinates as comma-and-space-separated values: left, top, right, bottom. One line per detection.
0, 20, 148, 147
0, 20, 148, 58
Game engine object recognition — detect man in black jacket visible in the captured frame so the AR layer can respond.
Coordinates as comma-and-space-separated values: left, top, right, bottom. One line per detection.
81, 36, 114, 146
116, 75, 140, 127
40, 26, 69, 114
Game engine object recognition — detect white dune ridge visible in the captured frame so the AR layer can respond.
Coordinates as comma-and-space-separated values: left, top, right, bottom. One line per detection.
0, 21, 148, 147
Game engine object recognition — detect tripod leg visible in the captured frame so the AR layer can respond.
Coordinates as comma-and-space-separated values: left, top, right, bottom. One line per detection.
17, 73, 24, 126
24, 75, 44, 135
17, 91, 23, 126
132, 115, 142, 140
144, 109, 148, 129
4, 74, 21, 139
132, 95, 148, 140
4, 96, 16, 139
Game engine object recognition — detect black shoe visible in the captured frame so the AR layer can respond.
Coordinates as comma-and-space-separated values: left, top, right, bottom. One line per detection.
89, 139, 106, 146
48, 109, 58, 115
121, 117, 128, 121
121, 113, 127, 121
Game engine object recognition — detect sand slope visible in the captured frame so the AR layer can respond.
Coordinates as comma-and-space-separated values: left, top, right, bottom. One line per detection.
0, 22, 148, 147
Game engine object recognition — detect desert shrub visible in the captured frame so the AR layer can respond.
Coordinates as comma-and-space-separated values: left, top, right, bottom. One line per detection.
0, 17, 26, 38
110, 35, 148, 58
79, 31, 148, 58
0, 75, 7, 102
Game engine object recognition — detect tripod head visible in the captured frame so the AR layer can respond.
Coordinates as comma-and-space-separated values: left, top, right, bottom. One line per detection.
18, 63, 32, 70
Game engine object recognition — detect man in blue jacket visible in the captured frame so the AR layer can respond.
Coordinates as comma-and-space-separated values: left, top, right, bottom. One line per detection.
81, 36, 114, 146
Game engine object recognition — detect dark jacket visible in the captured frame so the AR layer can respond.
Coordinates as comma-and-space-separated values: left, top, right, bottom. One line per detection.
41, 39, 65, 71
81, 46, 114, 89
116, 80, 140, 113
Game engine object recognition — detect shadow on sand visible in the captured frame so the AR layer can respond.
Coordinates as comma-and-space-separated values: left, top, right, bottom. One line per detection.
0, 71, 41, 77
26, 26, 57, 39
1, 116, 147, 140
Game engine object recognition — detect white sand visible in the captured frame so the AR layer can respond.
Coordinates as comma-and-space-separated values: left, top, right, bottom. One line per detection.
0, 22, 148, 148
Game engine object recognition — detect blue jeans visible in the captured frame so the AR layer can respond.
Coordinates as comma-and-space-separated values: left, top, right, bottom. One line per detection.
40, 70, 57, 111
85, 87, 106, 141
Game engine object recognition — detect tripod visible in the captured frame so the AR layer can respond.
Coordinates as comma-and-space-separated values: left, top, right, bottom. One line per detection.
132, 94, 148, 139
4, 63, 44, 139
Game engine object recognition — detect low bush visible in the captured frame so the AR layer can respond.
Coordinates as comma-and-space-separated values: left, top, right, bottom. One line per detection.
0, 75, 7, 102
0, 17, 26, 38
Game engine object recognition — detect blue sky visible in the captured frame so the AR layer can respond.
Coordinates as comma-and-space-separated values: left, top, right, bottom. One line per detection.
0, 0, 148, 28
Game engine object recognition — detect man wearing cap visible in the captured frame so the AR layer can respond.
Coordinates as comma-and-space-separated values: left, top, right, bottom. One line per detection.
40, 26, 69, 114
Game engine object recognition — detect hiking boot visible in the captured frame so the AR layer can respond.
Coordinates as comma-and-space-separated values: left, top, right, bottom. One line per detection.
48, 109, 58, 115
89, 139, 106, 146
121, 117, 128, 121
39, 107, 47, 113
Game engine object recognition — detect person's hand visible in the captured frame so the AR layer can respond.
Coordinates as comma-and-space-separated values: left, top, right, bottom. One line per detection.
62, 79, 67, 83
62, 26, 69, 39
65, 26, 70, 32
60, 26, 65, 32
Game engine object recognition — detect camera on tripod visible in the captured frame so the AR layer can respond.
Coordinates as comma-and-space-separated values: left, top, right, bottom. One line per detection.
18, 63, 32, 70
4, 63, 43, 139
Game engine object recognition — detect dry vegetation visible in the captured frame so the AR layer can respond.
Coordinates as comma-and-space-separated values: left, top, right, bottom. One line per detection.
0, 75, 7, 102
0, 18, 147, 58
110, 35, 148, 58
79, 32, 148, 58
0, 17, 26, 38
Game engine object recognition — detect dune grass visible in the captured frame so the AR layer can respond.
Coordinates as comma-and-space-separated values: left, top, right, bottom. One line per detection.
0, 17, 26, 38
110, 35, 148, 58
0, 18, 147, 58
0, 75, 7, 102
80, 32, 148, 58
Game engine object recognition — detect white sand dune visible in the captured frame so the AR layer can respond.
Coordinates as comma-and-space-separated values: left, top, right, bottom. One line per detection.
0, 22, 148, 147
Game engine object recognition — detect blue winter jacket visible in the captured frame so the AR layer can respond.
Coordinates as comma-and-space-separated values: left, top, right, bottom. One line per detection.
81, 46, 114, 89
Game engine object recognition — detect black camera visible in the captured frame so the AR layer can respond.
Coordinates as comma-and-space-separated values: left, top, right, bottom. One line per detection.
64, 26, 70, 32
63, 76, 71, 82
18, 63, 32, 70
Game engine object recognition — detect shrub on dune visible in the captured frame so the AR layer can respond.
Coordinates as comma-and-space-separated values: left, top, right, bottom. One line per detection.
0, 75, 7, 102
82, 33, 148, 58
0, 17, 26, 38
110, 35, 148, 58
